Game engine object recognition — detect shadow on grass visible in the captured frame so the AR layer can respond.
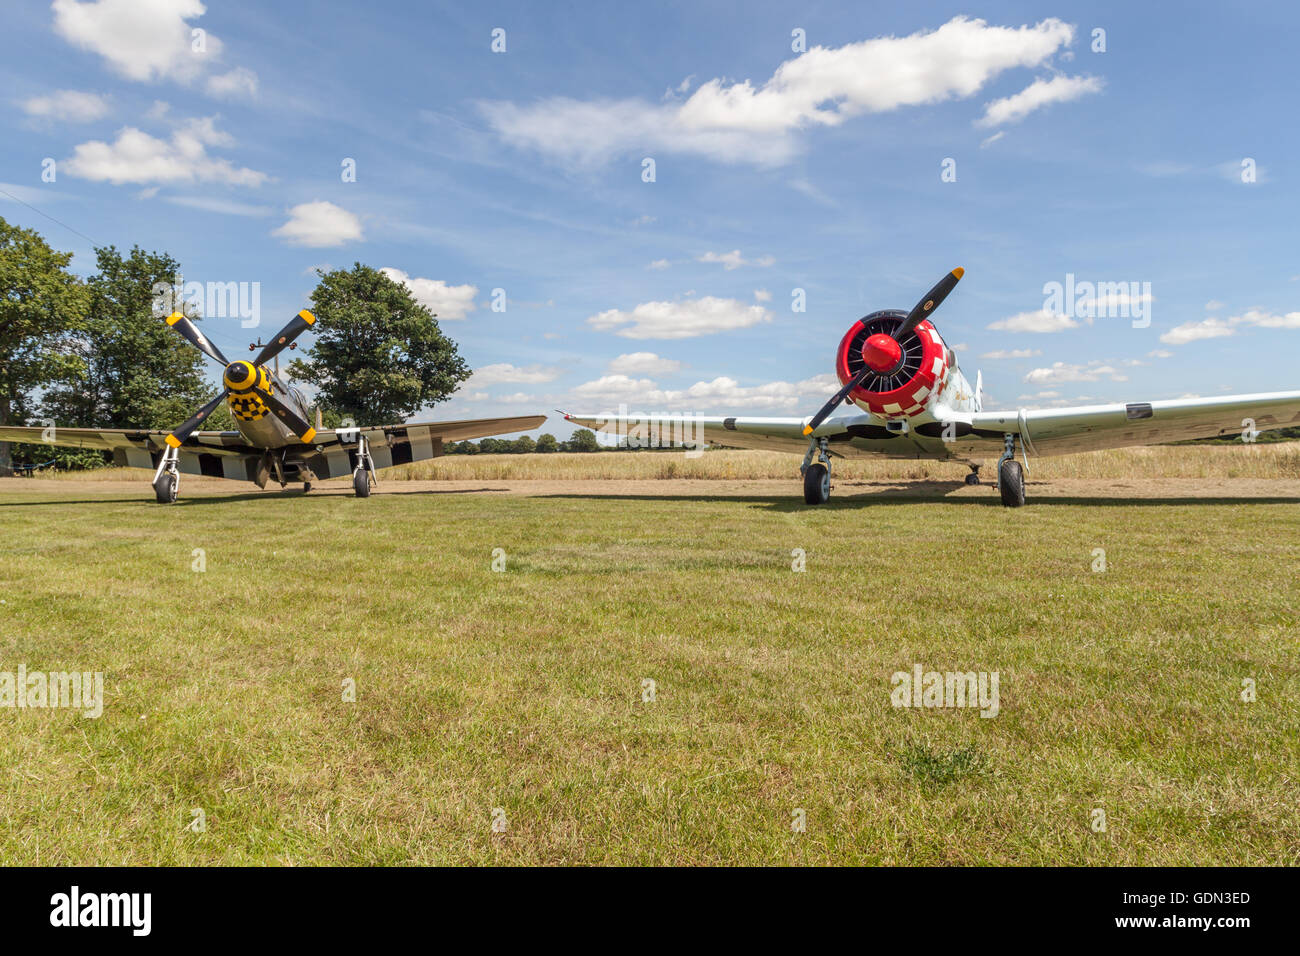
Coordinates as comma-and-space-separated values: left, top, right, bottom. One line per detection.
0, 486, 508, 507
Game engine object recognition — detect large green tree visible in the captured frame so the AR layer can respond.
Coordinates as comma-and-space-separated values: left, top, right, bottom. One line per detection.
42, 245, 226, 435
0, 217, 89, 474
288, 264, 469, 424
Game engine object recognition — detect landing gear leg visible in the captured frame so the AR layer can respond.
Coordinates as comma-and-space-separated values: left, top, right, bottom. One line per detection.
996, 433, 1025, 508
352, 435, 375, 498
800, 436, 832, 505
152, 443, 180, 504
964, 464, 981, 486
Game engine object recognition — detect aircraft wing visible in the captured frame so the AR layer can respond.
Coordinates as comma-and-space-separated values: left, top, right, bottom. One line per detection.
0, 425, 263, 479
298, 414, 548, 478
560, 411, 843, 454
967, 390, 1300, 456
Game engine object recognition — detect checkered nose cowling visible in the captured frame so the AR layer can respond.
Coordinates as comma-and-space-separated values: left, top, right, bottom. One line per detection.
835, 309, 948, 419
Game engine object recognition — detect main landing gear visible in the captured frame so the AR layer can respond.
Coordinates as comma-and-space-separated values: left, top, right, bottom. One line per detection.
801, 436, 832, 505
996, 433, 1026, 508
152, 443, 180, 504
352, 433, 376, 499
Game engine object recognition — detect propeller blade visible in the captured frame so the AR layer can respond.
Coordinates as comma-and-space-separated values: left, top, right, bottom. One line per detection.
893, 267, 964, 339
256, 386, 317, 444
164, 390, 229, 448
802, 365, 872, 436
253, 310, 316, 367
165, 311, 229, 366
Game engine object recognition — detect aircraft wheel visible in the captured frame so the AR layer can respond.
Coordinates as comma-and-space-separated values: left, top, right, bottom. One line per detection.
998, 460, 1025, 507
352, 468, 371, 498
803, 463, 830, 505
964, 472, 980, 486
153, 472, 178, 504
303, 481, 312, 493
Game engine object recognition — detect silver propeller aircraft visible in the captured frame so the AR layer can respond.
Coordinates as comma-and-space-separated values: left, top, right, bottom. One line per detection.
563, 267, 1300, 507
0, 308, 544, 502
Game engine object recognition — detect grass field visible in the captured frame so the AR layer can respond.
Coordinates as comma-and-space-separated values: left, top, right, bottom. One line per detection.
1, 454, 1298, 864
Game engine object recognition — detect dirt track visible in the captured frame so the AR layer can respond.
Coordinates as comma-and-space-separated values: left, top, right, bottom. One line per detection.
5, 475, 1299, 501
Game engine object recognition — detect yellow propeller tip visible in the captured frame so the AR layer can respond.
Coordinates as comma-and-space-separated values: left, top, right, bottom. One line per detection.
299, 309, 316, 325
802, 425, 814, 436
300, 428, 316, 444
165, 312, 183, 326
952, 267, 965, 279
164, 434, 182, 448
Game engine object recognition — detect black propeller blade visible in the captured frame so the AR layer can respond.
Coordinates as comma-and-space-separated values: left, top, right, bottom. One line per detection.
802, 267, 965, 437
165, 311, 229, 366
893, 267, 964, 340
257, 386, 317, 444
164, 390, 229, 448
252, 310, 316, 367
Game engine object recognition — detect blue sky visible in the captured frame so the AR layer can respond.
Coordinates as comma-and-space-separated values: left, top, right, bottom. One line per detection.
3, 1, 1298, 436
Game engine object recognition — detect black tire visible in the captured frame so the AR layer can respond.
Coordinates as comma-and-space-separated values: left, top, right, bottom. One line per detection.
803, 463, 830, 505
153, 473, 178, 504
998, 459, 1025, 507
303, 481, 312, 493
352, 468, 371, 498
964, 472, 980, 486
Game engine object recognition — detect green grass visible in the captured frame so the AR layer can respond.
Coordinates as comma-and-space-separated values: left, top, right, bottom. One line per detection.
0, 482, 1297, 865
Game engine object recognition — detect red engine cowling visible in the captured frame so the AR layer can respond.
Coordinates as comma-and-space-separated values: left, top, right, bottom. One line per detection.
834, 309, 950, 417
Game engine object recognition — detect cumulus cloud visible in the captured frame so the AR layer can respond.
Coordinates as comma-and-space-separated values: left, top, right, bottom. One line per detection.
976, 74, 1103, 127
272, 201, 363, 247
63, 116, 267, 186
646, 259, 671, 270
987, 309, 1080, 333
696, 249, 775, 270
607, 352, 682, 375
205, 66, 258, 99
1159, 317, 1234, 345
1023, 361, 1127, 384
466, 363, 562, 386
587, 296, 773, 339
569, 372, 838, 411
482, 16, 1078, 166
380, 267, 476, 318
20, 89, 110, 122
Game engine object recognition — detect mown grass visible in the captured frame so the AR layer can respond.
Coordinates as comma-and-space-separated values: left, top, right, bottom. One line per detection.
0, 479, 1297, 865
39, 442, 1300, 483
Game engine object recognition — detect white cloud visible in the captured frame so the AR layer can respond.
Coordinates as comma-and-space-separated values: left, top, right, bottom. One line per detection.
482, 16, 1078, 166
272, 201, 363, 247
466, 363, 561, 386
1204, 299, 1224, 311
647, 258, 671, 270
205, 67, 258, 99
976, 74, 1103, 127
979, 130, 1005, 148
52, 0, 220, 83
588, 296, 773, 339
1159, 317, 1234, 345
569, 372, 837, 411
1147, 349, 1173, 359
608, 352, 683, 375
987, 309, 1079, 333
980, 348, 1041, 359
379, 267, 476, 318
1023, 361, 1127, 384
63, 116, 267, 186
20, 89, 110, 122
1233, 308, 1300, 329
753, 289, 772, 303
696, 249, 775, 270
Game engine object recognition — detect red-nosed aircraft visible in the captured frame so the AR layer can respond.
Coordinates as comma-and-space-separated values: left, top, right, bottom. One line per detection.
562, 268, 1300, 506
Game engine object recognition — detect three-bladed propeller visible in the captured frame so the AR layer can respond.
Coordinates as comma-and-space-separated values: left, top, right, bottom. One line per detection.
162, 309, 318, 448
802, 267, 964, 436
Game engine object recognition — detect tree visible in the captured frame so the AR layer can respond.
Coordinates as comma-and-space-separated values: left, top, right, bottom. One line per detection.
568, 428, 600, 452
512, 435, 536, 454
536, 433, 558, 453
0, 217, 89, 474
42, 245, 224, 438
288, 264, 470, 425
